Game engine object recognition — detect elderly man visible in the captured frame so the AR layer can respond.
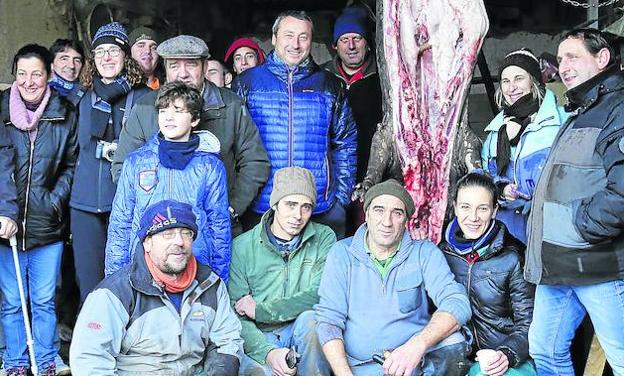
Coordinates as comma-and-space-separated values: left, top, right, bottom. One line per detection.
233, 10, 357, 238
315, 179, 471, 376
525, 28, 624, 375
70, 200, 243, 375
128, 26, 161, 90
113, 35, 269, 236
229, 167, 335, 376
224, 37, 265, 75
48, 38, 85, 106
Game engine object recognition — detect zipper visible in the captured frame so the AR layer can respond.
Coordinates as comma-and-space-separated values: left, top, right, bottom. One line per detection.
283, 262, 289, 297
324, 154, 331, 200
96, 159, 103, 212
21, 139, 36, 251
287, 69, 294, 166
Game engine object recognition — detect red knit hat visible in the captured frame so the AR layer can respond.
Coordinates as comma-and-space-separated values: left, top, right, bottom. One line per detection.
224, 37, 265, 65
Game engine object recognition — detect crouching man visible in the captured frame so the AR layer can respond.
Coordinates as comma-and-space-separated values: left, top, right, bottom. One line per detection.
229, 167, 335, 375
315, 179, 471, 376
70, 200, 242, 375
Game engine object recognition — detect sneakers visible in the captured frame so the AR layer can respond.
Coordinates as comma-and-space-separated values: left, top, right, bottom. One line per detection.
55, 355, 71, 376
4, 368, 26, 376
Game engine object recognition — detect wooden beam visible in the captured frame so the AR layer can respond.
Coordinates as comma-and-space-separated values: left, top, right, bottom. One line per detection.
583, 334, 606, 376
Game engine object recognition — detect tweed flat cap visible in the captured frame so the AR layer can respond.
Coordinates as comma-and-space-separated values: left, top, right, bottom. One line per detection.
157, 35, 210, 59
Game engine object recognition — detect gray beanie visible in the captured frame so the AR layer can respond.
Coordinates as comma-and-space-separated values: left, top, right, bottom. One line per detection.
364, 179, 415, 217
270, 167, 317, 208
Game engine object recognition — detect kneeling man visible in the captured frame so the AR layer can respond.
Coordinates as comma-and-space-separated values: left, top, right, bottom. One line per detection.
71, 200, 242, 375
229, 167, 336, 375
315, 179, 471, 376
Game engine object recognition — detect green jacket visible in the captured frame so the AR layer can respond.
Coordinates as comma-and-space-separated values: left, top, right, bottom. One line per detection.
112, 80, 270, 219
228, 211, 336, 363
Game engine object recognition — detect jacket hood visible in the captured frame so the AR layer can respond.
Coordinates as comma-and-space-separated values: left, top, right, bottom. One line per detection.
484, 89, 564, 133
565, 65, 624, 112
440, 219, 525, 261
129, 242, 219, 297
264, 50, 319, 83
146, 130, 221, 154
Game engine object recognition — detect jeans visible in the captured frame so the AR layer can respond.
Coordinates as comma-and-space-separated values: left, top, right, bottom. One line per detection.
351, 341, 468, 376
529, 282, 624, 376
239, 310, 330, 376
0, 242, 63, 369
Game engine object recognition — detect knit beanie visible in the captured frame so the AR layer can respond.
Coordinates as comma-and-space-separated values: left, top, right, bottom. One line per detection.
333, 6, 370, 44
224, 37, 266, 65
499, 48, 543, 85
129, 26, 161, 46
364, 179, 415, 218
138, 200, 198, 242
270, 167, 317, 208
92, 22, 130, 54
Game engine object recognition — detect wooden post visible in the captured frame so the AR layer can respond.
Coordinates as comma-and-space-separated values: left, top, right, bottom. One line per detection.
583, 335, 606, 376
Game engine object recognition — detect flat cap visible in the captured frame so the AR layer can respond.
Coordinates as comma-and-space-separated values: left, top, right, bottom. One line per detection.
156, 35, 210, 59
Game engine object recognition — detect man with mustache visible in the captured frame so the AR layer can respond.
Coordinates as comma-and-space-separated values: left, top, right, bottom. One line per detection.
129, 27, 162, 90
70, 200, 243, 375
229, 167, 335, 376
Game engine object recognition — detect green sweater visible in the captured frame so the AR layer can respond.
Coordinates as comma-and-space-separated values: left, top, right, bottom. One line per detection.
228, 212, 336, 363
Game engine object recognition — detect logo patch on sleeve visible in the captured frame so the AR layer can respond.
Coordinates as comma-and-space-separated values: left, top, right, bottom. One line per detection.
138, 170, 158, 192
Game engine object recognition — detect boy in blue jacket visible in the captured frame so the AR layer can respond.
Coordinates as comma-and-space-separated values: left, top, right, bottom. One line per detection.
105, 81, 232, 281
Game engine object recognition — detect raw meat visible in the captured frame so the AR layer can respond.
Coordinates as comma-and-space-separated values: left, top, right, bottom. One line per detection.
376, 0, 489, 242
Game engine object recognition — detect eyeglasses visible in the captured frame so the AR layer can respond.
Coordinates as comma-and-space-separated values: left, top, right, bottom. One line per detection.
93, 46, 122, 59
156, 228, 195, 240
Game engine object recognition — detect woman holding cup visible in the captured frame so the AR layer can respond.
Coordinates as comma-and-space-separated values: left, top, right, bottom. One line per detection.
440, 173, 536, 376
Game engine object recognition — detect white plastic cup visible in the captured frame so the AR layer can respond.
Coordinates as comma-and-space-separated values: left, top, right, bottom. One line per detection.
476, 349, 498, 374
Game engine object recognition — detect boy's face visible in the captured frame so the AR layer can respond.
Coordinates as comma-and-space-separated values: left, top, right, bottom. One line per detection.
157, 98, 199, 142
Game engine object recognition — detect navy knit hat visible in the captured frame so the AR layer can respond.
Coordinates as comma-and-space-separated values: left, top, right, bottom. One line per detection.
138, 200, 198, 242
499, 48, 543, 85
333, 6, 370, 44
92, 22, 130, 54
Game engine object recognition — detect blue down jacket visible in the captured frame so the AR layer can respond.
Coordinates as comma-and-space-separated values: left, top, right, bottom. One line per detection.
482, 90, 569, 243
232, 51, 357, 214
105, 131, 231, 281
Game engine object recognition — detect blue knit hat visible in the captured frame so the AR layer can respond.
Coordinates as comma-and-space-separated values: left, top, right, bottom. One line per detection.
92, 22, 130, 54
138, 200, 198, 242
333, 7, 370, 44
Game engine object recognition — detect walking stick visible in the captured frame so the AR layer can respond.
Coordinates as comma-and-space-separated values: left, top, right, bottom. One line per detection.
9, 235, 38, 376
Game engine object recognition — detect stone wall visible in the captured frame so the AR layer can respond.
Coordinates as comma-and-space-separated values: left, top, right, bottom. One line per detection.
0, 0, 70, 84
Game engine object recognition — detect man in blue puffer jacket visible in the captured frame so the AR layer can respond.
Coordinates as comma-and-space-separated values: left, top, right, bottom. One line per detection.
232, 10, 357, 239
106, 82, 231, 281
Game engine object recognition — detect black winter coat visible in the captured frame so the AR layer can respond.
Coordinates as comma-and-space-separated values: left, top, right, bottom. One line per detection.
440, 221, 534, 367
0, 124, 18, 222
0, 90, 78, 251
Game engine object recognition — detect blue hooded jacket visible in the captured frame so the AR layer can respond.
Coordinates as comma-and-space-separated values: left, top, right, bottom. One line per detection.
482, 90, 569, 243
105, 131, 231, 281
232, 51, 357, 214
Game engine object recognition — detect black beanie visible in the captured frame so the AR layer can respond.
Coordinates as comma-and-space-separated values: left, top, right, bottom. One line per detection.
499, 48, 543, 85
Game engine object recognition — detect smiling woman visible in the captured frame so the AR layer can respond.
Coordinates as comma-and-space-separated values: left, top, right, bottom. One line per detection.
69, 22, 151, 304
481, 48, 568, 244
0, 43, 78, 374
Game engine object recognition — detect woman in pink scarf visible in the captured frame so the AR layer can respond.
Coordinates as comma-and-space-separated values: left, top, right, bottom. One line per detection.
0, 44, 78, 376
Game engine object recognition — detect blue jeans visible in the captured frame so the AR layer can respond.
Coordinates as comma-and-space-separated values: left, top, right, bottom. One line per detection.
351, 341, 468, 376
529, 282, 624, 376
0, 242, 63, 369
239, 310, 330, 376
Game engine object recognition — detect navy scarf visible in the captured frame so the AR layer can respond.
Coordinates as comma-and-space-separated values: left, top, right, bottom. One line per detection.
90, 76, 132, 139
445, 217, 498, 255
49, 75, 76, 97
265, 214, 303, 260
158, 133, 199, 170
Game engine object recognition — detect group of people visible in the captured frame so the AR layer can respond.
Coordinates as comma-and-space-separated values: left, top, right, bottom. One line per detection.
0, 4, 622, 376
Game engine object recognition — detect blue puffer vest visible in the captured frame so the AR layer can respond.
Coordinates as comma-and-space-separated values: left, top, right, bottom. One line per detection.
233, 51, 357, 214
481, 90, 569, 243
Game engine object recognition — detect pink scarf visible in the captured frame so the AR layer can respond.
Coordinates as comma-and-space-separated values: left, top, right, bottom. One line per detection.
9, 81, 51, 142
